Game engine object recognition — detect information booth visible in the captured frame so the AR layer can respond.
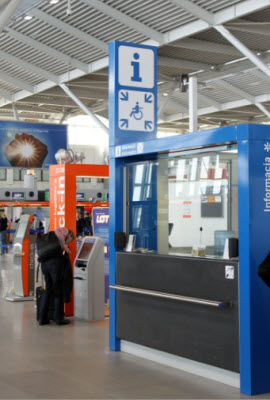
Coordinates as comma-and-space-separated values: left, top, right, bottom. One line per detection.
109, 123, 270, 396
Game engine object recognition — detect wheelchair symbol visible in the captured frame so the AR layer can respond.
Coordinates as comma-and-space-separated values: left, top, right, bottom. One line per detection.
130, 102, 143, 120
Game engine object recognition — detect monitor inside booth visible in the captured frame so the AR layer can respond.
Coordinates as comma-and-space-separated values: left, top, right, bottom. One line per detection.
77, 241, 94, 260
15, 220, 28, 239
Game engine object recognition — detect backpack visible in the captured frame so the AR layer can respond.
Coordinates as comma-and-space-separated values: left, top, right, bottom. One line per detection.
258, 252, 270, 287
36, 231, 63, 262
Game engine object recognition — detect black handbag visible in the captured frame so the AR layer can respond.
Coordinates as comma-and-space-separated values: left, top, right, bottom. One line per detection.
36, 231, 63, 262
258, 252, 270, 287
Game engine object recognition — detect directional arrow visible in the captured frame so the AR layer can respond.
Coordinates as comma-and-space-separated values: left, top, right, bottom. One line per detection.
144, 94, 153, 103
145, 121, 152, 130
120, 91, 128, 101
120, 119, 128, 128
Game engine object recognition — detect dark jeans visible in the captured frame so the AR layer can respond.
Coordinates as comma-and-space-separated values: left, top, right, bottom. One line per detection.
39, 259, 64, 323
0, 231, 7, 254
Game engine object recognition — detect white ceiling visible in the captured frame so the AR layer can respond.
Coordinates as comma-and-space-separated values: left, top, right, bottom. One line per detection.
0, 0, 270, 132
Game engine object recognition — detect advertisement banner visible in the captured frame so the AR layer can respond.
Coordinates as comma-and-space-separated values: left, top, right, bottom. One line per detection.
92, 207, 109, 303
0, 121, 67, 168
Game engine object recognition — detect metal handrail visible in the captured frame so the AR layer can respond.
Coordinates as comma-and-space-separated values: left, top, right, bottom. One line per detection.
109, 285, 231, 308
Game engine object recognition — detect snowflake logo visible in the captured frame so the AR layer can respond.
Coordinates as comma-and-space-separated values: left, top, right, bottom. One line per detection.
264, 142, 270, 152
137, 142, 144, 154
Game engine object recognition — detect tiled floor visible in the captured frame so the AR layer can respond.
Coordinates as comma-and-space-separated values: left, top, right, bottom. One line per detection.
0, 253, 269, 399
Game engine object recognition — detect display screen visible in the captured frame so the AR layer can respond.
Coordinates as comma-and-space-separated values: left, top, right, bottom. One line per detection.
77, 242, 94, 260
15, 222, 28, 239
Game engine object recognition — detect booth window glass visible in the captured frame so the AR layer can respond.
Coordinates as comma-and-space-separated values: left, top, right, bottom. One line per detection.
42, 169, 49, 181
127, 147, 238, 258
13, 169, 21, 181
0, 168, 6, 180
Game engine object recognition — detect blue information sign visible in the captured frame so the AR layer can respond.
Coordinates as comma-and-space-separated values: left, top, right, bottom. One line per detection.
109, 41, 157, 146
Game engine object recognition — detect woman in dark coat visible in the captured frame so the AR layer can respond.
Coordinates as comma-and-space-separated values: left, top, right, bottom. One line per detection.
38, 228, 75, 326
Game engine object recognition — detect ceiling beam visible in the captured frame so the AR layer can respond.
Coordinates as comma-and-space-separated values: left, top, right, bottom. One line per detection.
7, 28, 89, 73
216, 79, 255, 103
18, 96, 87, 107
0, 49, 58, 83
158, 56, 211, 71
169, 38, 241, 56
158, 82, 177, 120
215, 25, 270, 81
0, 90, 12, 101
163, 92, 270, 122
0, 0, 22, 32
59, 83, 109, 135
256, 103, 270, 119
168, 0, 214, 25
0, 71, 34, 92
198, 92, 222, 110
226, 19, 270, 37
0, 0, 268, 111
81, 0, 165, 44
214, 0, 270, 25
31, 8, 108, 53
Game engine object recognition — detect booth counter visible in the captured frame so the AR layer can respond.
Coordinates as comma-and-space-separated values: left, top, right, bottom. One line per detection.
113, 252, 239, 373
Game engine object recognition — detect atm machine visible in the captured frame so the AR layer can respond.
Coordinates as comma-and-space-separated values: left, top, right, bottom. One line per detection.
6, 214, 35, 301
74, 236, 104, 321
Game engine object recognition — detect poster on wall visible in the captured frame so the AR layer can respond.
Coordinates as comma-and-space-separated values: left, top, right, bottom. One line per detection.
92, 207, 109, 304
0, 121, 67, 168
182, 200, 192, 218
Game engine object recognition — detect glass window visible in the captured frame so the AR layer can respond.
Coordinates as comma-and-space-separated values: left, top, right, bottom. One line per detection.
21, 170, 27, 180
0, 168, 6, 180
34, 169, 41, 181
127, 146, 238, 259
13, 169, 21, 181
42, 169, 49, 181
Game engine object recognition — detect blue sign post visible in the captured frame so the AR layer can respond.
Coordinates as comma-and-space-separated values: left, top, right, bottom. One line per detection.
109, 41, 157, 148
109, 41, 157, 351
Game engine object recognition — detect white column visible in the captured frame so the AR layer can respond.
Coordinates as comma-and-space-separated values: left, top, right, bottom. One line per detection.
189, 77, 198, 132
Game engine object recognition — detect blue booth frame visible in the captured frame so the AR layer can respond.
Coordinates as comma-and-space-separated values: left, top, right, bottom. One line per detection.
109, 123, 270, 395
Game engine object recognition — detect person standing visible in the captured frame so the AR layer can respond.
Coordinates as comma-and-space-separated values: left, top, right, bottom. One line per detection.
76, 211, 84, 237
38, 227, 75, 325
0, 213, 8, 255
83, 211, 92, 236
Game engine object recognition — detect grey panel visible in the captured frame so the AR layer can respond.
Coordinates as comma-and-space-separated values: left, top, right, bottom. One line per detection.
116, 253, 239, 372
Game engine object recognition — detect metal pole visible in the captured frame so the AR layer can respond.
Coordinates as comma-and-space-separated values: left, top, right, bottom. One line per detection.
189, 76, 197, 132
59, 83, 109, 135
12, 102, 19, 121
215, 25, 270, 81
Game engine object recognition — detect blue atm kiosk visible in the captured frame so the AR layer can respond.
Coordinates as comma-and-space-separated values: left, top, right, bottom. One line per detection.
108, 38, 270, 398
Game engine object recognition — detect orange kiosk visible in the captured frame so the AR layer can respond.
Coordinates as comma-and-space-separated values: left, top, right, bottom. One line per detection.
49, 164, 109, 316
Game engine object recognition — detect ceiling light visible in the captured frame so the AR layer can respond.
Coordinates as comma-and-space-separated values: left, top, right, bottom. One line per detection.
50, 0, 59, 3
24, 15, 32, 20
